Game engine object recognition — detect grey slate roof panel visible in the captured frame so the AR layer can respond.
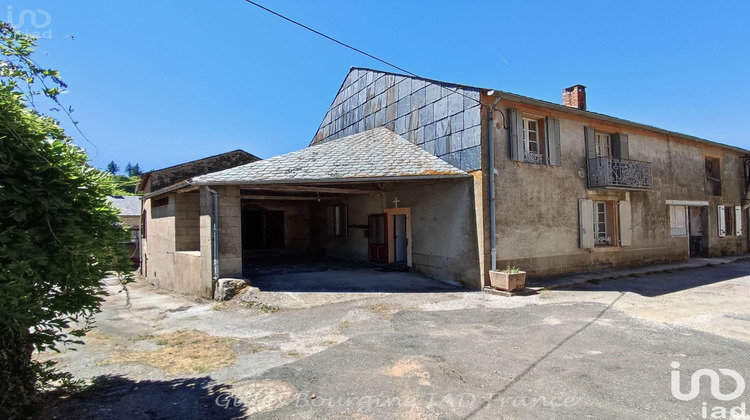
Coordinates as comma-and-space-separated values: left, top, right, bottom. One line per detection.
107, 195, 141, 216
192, 127, 467, 185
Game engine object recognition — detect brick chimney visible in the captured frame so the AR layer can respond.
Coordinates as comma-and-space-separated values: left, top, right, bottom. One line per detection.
562, 85, 586, 110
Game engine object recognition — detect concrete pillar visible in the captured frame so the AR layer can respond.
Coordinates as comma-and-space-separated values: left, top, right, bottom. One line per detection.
216, 185, 243, 278
198, 188, 214, 298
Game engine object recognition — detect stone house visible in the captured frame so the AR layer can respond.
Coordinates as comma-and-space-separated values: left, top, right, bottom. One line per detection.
140, 68, 749, 297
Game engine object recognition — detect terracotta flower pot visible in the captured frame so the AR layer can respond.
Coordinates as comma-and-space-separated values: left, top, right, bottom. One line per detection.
489, 270, 526, 292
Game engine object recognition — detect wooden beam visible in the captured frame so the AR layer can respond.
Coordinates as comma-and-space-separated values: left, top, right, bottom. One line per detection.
240, 185, 382, 195
240, 195, 342, 201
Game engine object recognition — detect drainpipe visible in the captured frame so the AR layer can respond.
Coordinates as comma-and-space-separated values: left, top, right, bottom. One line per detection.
487, 93, 502, 271
204, 186, 220, 281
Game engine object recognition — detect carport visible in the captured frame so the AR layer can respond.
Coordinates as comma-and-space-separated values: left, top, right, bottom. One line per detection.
188, 128, 483, 292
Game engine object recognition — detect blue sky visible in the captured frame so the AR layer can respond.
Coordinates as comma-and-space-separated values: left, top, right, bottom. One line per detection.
7, 1, 750, 171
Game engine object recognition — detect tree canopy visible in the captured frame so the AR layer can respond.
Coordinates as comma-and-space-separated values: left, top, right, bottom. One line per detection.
0, 22, 131, 417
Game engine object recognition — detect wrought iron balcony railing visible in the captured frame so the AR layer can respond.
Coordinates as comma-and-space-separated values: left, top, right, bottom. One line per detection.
587, 157, 653, 189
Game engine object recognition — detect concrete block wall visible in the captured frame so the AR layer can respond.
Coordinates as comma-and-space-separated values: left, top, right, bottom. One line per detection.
311, 68, 482, 171
174, 192, 200, 251
215, 186, 242, 278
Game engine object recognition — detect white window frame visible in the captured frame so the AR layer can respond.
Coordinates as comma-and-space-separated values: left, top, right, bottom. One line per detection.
669, 205, 688, 237
595, 132, 612, 157
593, 201, 611, 245
522, 117, 539, 154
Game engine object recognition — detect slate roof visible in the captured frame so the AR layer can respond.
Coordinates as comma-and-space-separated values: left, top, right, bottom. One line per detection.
192, 127, 467, 185
107, 195, 141, 216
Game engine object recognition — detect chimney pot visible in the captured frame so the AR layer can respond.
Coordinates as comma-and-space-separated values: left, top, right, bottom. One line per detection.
562, 84, 586, 111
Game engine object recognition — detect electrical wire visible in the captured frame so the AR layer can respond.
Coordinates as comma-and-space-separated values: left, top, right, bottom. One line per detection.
240, 0, 488, 109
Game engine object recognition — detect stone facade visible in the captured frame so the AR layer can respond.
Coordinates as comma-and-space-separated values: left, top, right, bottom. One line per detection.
312, 68, 482, 171
487, 93, 749, 278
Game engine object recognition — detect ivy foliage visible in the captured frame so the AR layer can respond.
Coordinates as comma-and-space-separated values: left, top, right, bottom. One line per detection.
0, 23, 131, 418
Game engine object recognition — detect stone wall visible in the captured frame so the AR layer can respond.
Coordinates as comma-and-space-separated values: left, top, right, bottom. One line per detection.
488, 95, 748, 277
312, 68, 482, 171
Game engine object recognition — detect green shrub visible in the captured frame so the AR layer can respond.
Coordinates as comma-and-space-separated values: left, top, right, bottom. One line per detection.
0, 22, 130, 418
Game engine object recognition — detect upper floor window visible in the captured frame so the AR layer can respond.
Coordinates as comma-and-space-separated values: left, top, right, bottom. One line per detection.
509, 108, 561, 166
705, 157, 722, 196
595, 133, 612, 157
522, 117, 543, 164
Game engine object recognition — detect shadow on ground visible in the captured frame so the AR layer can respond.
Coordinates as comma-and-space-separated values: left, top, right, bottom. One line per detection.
36, 375, 246, 420
559, 263, 750, 297
243, 254, 466, 293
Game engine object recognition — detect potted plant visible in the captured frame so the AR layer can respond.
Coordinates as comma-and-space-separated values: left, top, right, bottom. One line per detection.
489, 266, 526, 292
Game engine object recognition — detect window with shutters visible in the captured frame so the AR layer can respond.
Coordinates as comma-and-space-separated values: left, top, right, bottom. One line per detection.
522, 117, 545, 164
720, 205, 735, 237
705, 157, 722, 196
508, 108, 561, 166
593, 201, 617, 246
579, 199, 631, 249
595, 132, 612, 157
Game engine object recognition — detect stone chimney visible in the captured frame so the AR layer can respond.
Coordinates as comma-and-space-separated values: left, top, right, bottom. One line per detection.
562, 85, 586, 110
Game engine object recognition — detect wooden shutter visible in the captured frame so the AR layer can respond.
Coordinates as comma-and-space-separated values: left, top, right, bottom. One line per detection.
579, 198, 594, 249
718, 205, 726, 237
618, 201, 632, 246
584, 126, 597, 159
612, 133, 630, 159
508, 108, 523, 161
735, 205, 742, 237
546, 117, 561, 166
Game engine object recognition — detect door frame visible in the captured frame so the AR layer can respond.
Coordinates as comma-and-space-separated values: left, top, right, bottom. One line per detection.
368, 213, 388, 263
384, 207, 412, 267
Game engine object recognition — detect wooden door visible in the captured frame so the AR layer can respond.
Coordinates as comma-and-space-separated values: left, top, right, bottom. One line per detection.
368, 214, 387, 263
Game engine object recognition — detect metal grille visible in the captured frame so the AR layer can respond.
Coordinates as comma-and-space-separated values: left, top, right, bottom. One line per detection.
524, 152, 544, 165
587, 157, 653, 189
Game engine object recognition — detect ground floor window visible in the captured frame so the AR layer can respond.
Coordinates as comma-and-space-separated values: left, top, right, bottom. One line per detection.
669, 205, 687, 237
579, 199, 631, 249
718, 205, 742, 237
327, 204, 348, 237
593, 201, 617, 246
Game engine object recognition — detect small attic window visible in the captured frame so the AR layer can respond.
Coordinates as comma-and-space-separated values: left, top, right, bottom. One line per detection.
152, 197, 168, 209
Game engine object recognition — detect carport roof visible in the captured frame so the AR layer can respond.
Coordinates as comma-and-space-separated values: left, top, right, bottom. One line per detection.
191, 127, 468, 185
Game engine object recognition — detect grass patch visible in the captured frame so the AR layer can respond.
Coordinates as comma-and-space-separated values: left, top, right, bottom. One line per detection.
244, 301, 280, 313
129, 334, 154, 342
108, 330, 238, 374
284, 351, 302, 359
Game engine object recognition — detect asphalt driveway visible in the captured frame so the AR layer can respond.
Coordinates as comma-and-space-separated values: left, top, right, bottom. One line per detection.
36, 261, 750, 419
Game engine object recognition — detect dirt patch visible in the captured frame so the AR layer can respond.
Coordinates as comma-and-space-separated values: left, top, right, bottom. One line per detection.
108, 330, 238, 375
368, 303, 403, 320
382, 359, 431, 386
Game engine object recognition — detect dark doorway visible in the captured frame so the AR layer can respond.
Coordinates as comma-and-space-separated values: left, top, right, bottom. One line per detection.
368, 214, 387, 263
242, 209, 285, 250
689, 207, 707, 257
393, 214, 407, 264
